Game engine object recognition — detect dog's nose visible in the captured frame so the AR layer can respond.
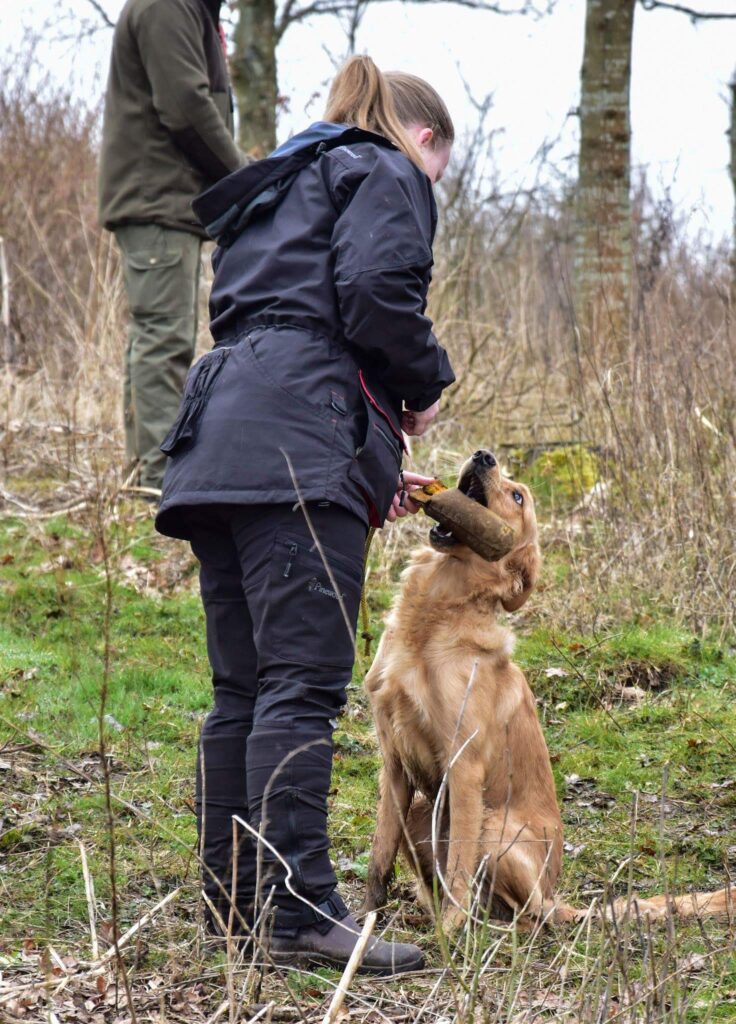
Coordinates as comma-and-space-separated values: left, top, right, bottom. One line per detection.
472, 450, 496, 468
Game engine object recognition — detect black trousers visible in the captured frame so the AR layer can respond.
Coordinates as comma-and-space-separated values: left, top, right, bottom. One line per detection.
188, 502, 367, 935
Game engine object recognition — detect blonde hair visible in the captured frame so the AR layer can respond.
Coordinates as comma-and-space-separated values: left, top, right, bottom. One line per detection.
324, 56, 454, 168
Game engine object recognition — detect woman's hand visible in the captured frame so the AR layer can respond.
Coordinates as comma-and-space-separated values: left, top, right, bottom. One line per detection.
402, 401, 440, 437
385, 471, 436, 522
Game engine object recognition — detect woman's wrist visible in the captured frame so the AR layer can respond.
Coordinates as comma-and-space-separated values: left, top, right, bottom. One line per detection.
402, 401, 440, 437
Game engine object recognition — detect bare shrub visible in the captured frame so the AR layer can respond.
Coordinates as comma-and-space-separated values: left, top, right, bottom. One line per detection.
0, 38, 217, 487
0, 36, 125, 487
416, 146, 736, 634
1, 36, 104, 367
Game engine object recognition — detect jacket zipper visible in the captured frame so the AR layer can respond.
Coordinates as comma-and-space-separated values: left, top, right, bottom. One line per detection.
374, 424, 401, 462
358, 371, 407, 451
283, 543, 298, 578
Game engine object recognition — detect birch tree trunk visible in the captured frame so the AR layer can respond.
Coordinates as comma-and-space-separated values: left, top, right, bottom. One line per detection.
575, 0, 635, 340
231, 0, 278, 158
0, 236, 14, 364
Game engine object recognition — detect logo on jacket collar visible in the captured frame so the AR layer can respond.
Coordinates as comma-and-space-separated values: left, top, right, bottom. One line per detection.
336, 146, 361, 160
308, 577, 345, 601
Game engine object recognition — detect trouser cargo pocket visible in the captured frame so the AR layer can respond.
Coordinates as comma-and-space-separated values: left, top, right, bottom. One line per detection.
258, 532, 363, 671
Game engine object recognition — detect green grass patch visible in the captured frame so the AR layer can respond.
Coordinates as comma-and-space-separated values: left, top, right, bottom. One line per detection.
1, 509, 734, 1019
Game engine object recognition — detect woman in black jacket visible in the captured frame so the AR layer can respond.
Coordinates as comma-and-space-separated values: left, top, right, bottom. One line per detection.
156, 56, 455, 974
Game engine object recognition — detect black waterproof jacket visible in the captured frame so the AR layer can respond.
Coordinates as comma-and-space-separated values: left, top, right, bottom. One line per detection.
155, 123, 455, 539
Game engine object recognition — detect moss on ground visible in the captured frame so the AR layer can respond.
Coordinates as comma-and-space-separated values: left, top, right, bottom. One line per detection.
524, 444, 600, 506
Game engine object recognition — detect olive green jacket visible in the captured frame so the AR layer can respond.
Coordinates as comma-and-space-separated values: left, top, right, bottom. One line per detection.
98, 0, 244, 237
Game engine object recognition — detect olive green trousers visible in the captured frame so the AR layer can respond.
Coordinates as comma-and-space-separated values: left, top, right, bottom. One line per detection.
116, 224, 201, 490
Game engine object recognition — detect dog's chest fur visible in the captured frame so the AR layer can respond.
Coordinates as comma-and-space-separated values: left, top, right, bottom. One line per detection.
375, 677, 447, 798
366, 551, 518, 802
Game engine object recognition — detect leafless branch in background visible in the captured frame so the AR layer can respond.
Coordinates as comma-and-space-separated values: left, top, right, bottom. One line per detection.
235, 0, 556, 157
640, 0, 736, 21
278, 0, 553, 35
83, 0, 115, 27
49, 0, 116, 42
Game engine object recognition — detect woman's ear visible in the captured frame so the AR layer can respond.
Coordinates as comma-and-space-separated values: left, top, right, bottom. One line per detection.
500, 542, 541, 612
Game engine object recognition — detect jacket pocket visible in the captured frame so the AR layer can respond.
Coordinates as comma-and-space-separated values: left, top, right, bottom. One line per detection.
160, 347, 231, 456
347, 401, 402, 527
245, 328, 340, 421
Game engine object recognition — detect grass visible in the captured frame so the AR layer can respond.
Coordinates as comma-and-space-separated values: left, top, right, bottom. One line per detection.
1, 500, 735, 1022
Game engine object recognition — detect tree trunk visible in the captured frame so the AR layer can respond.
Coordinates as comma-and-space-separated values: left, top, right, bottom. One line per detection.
574, 0, 635, 340
0, 236, 14, 364
231, 0, 278, 158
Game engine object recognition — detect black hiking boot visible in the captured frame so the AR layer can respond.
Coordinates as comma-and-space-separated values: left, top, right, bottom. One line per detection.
268, 912, 424, 976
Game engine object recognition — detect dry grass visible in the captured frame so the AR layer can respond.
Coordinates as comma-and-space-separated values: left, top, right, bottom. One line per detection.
421, 146, 736, 636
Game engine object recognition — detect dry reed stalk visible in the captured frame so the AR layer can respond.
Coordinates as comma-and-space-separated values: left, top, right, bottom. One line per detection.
88, 888, 181, 969
321, 912, 377, 1024
77, 840, 99, 961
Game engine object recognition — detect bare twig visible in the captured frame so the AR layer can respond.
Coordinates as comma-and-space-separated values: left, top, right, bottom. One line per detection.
640, 0, 736, 19
92, 483, 139, 1023
550, 638, 624, 734
321, 912, 377, 1024
83, 0, 115, 28
78, 840, 99, 961
278, 0, 551, 36
279, 447, 356, 649
205, 998, 231, 1024
92, 888, 182, 968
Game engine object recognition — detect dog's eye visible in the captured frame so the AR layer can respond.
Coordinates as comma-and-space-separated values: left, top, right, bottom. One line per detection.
512, 490, 524, 506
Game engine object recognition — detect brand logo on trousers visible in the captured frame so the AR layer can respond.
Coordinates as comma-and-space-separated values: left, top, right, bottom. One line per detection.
307, 578, 344, 601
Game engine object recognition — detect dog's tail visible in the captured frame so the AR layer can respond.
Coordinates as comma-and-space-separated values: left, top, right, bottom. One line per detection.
545, 886, 733, 925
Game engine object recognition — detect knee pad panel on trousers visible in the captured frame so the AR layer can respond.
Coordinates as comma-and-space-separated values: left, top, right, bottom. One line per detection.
246, 728, 336, 904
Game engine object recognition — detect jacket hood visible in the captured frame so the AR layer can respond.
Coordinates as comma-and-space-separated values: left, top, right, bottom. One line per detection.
192, 121, 395, 247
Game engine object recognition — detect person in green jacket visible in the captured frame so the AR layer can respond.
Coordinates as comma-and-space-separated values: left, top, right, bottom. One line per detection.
99, 0, 244, 492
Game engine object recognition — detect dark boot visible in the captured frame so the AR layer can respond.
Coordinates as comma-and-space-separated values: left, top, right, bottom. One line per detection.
268, 912, 424, 976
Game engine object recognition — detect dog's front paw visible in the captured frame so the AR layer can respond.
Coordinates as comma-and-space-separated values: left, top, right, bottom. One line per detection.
357, 899, 379, 918
359, 883, 388, 917
439, 904, 467, 934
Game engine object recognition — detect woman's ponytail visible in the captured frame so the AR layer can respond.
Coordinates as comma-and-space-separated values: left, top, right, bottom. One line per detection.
324, 56, 425, 167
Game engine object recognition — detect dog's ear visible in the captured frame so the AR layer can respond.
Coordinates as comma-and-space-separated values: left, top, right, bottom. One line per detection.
500, 542, 540, 612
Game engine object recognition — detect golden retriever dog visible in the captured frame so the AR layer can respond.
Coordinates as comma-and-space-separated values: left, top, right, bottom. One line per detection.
361, 449, 732, 930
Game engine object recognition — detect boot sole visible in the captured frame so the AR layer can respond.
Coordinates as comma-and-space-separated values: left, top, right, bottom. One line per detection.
268, 949, 425, 976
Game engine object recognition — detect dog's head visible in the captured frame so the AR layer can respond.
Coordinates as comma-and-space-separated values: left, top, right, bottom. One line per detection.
429, 448, 540, 612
